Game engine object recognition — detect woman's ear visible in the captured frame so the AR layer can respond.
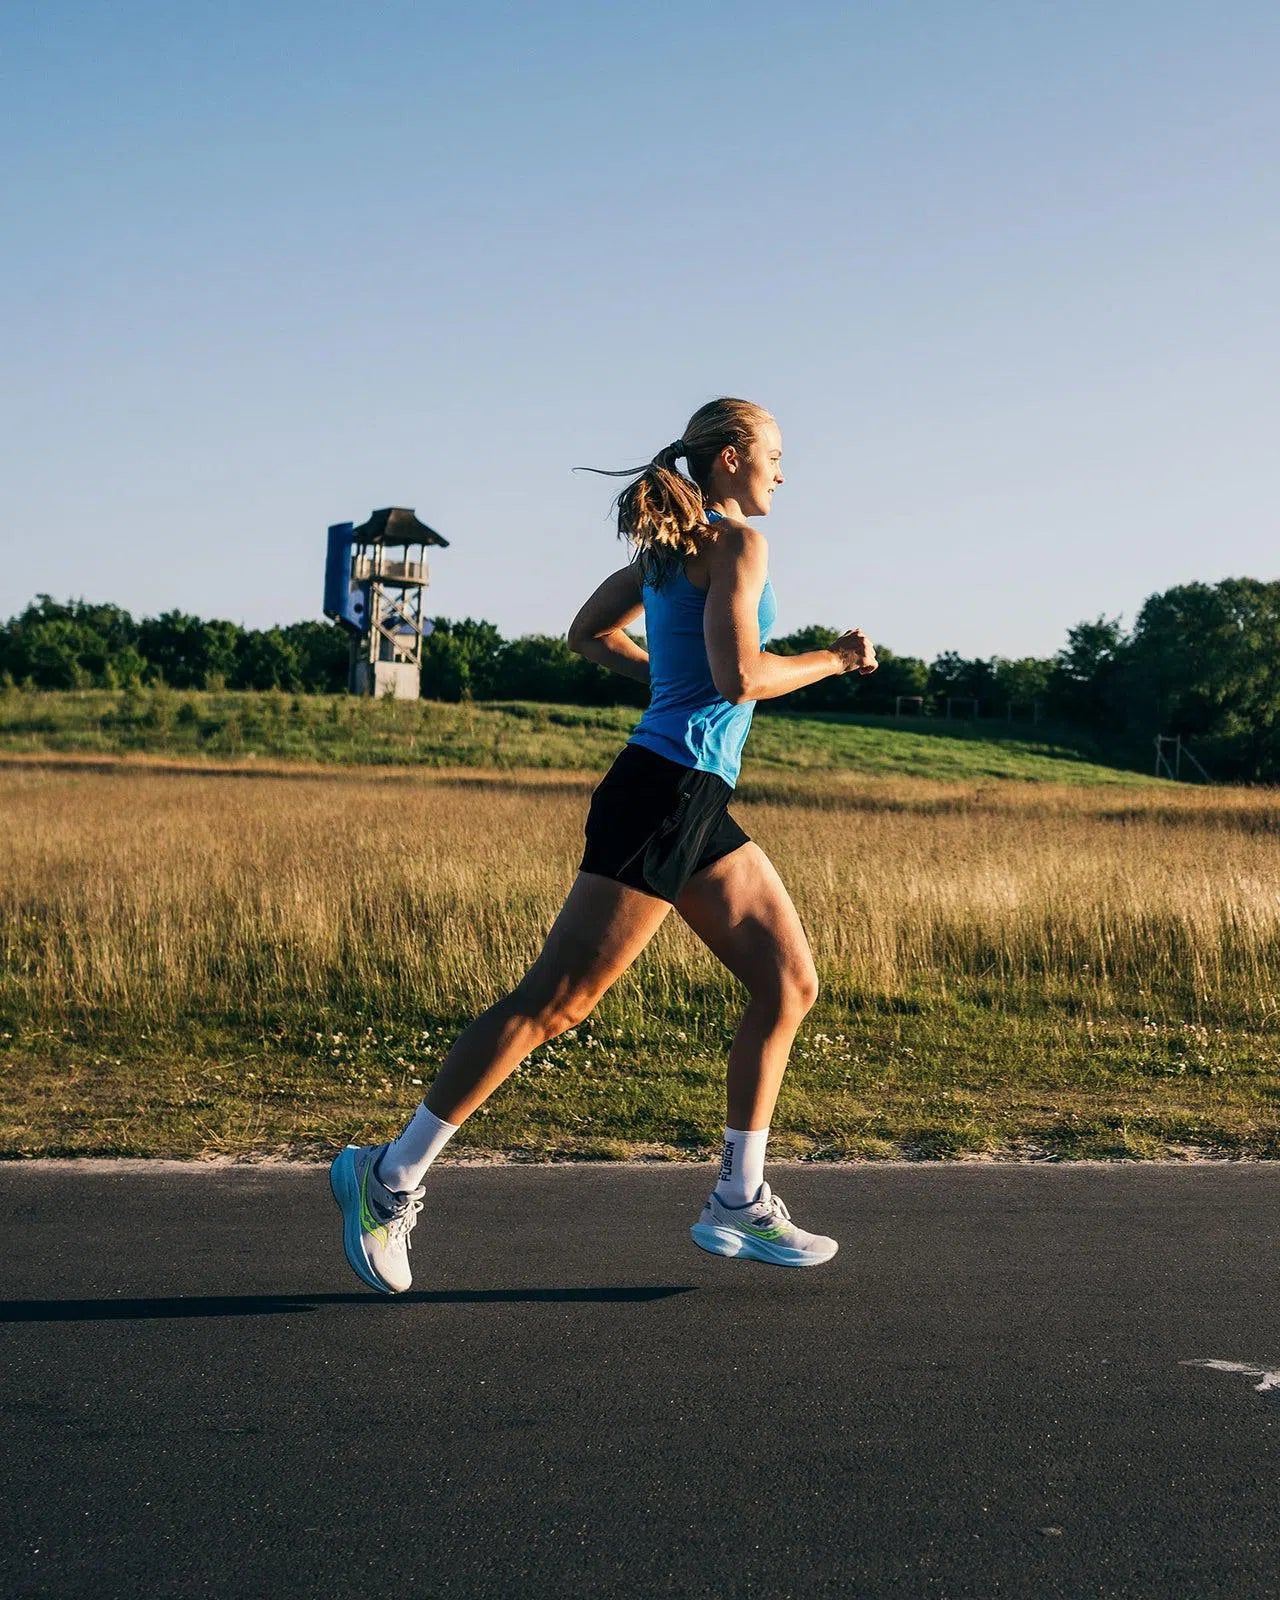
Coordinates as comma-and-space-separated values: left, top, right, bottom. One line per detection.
720, 445, 740, 476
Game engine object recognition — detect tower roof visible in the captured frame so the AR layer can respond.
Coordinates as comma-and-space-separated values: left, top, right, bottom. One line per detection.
352, 507, 450, 548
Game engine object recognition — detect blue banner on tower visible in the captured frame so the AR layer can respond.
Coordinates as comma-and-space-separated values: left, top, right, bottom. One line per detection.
323, 523, 366, 633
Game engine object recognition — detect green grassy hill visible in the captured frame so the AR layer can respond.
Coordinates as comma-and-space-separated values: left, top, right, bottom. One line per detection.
0, 687, 1158, 786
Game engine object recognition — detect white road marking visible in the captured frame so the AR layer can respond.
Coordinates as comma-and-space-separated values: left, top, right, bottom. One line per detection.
1181, 1359, 1280, 1393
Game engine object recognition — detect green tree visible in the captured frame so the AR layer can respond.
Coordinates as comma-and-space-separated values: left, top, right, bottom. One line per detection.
1047, 616, 1127, 731
927, 653, 997, 714
102, 646, 148, 688
136, 611, 243, 688
993, 657, 1053, 715
419, 618, 505, 701
7, 619, 99, 688
770, 624, 839, 657
869, 647, 929, 708
231, 628, 303, 691
492, 635, 585, 702
0, 597, 140, 687
200, 620, 242, 686
1127, 579, 1280, 779
282, 621, 349, 693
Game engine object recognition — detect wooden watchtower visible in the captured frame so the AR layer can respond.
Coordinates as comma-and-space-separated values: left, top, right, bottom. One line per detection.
323, 507, 450, 698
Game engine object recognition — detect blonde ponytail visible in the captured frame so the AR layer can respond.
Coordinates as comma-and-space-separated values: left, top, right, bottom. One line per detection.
576, 397, 773, 587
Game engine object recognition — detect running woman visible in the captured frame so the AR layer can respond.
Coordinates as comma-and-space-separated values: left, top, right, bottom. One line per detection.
331, 396, 877, 1292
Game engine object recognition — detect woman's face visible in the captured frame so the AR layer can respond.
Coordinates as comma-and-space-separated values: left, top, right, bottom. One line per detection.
720, 420, 785, 517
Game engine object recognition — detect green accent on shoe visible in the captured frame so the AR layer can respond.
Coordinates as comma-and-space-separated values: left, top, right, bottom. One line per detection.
358, 1156, 389, 1246
729, 1217, 787, 1241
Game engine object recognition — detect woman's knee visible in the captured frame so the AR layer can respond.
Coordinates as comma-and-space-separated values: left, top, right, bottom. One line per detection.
788, 962, 820, 1017
753, 961, 819, 1022
509, 975, 600, 1042
761, 953, 819, 1017
799, 962, 821, 1013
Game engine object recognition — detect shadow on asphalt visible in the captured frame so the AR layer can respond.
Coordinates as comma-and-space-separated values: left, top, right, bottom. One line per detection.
0, 1285, 697, 1322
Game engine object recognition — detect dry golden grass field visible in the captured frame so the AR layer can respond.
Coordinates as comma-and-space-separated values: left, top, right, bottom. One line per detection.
2, 758, 1279, 1160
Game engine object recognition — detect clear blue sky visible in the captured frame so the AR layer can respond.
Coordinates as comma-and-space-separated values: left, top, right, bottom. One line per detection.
4, 1, 1276, 661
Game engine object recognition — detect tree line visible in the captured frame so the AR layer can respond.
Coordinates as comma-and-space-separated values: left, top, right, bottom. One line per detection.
4, 577, 1279, 779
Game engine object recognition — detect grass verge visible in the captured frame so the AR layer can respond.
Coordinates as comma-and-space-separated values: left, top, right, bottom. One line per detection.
4, 999, 1278, 1163
0, 687, 1155, 784
2, 763, 1276, 1161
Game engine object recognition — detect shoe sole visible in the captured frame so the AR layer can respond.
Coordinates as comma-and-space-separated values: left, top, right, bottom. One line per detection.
329, 1146, 397, 1295
690, 1221, 838, 1268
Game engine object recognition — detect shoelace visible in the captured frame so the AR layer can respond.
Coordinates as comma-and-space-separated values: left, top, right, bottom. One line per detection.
764, 1192, 792, 1223
385, 1190, 425, 1247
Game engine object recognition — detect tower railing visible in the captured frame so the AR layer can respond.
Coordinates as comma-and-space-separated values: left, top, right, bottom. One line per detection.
352, 555, 427, 583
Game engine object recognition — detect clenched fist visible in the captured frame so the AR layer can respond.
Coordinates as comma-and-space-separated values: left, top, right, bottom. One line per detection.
832, 628, 878, 677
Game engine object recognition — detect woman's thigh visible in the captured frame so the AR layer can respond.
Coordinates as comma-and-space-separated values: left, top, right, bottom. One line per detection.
515, 870, 672, 1017
673, 843, 817, 1001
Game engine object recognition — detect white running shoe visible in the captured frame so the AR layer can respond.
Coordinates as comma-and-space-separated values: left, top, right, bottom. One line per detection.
690, 1181, 838, 1268
329, 1143, 424, 1294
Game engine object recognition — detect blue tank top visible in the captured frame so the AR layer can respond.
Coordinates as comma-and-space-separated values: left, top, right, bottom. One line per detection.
628, 513, 777, 788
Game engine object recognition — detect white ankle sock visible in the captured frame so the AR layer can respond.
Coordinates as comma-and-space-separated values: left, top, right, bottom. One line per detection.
714, 1126, 769, 1206
378, 1103, 460, 1192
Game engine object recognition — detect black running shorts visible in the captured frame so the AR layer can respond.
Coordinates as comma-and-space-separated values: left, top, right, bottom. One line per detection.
579, 743, 751, 904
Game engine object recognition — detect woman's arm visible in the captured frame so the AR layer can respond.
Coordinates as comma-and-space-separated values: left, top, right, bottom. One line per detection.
567, 566, 650, 684
703, 522, 877, 703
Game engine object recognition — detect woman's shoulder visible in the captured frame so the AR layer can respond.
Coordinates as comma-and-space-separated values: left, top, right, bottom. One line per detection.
705, 515, 768, 572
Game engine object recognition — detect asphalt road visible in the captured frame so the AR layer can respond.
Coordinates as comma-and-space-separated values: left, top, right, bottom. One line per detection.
3, 1161, 1280, 1598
